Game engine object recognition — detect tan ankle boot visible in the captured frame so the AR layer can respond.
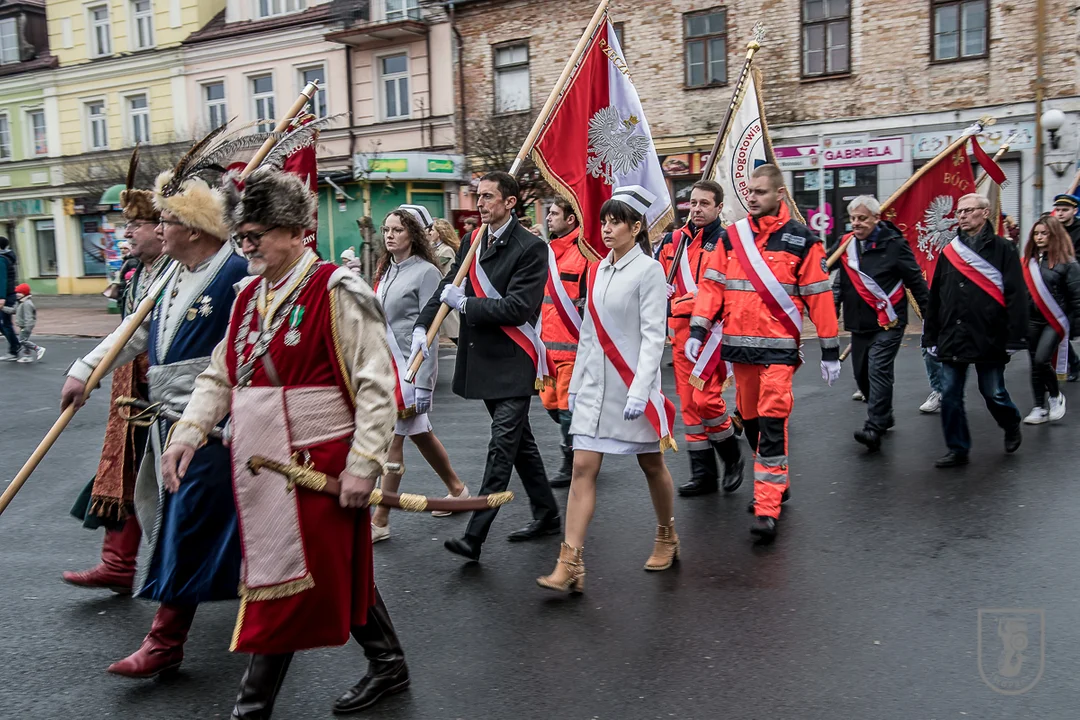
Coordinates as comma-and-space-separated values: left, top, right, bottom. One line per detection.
536, 542, 585, 593
644, 522, 679, 571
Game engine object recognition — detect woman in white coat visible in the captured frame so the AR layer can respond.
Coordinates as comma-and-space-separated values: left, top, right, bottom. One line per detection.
538, 186, 678, 594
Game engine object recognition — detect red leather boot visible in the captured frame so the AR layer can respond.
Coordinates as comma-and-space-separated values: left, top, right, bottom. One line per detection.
62, 516, 141, 593
107, 604, 197, 678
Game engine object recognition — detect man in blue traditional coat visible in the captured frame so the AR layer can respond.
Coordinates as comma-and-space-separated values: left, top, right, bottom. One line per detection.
60, 164, 249, 678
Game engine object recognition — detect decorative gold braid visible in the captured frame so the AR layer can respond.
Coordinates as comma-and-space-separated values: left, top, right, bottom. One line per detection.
239, 574, 315, 603
368, 488, 383, 506
230, 593, 248, 652
169, 420, 208, 446
688, 376, 706, 391
660, 435, 679, 454
486, 491, 514, 508
397, 493, 428, 512
328, 287, 354, 401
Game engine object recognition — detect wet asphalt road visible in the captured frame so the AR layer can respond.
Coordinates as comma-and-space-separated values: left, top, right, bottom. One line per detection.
1, 336, 1078, 720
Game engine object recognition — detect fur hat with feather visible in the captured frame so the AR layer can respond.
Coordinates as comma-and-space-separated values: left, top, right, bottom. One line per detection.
120, 145, 158, 223
223, 165, 317, 233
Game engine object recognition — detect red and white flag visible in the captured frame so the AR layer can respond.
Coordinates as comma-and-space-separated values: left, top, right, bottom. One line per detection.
530, 16, 672, 259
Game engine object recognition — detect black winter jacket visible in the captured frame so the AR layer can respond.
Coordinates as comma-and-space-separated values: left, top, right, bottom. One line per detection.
832, 221, 930, 334
0, 249, 15, 302
922, 223, 1028, 364
416, 214, 548, 400
1064, 219, 1080, 258
1025, 254, 1080, 337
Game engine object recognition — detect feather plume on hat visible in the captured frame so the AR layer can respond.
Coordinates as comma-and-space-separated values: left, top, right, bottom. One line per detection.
119, 145, 158, 223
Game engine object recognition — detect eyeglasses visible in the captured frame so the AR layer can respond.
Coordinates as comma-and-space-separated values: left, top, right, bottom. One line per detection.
955, 207, 985, 216
233, 227, 279, 246
157, 219, 188, 227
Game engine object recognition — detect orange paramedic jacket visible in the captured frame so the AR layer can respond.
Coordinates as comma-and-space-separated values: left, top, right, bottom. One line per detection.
658, 218, 724, 323
541, 226, 589, 363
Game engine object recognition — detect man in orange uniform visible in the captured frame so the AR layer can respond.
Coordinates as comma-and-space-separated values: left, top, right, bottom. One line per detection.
540, 197, 589, 487
687, 165, 840, 541
659, 181, 743, 496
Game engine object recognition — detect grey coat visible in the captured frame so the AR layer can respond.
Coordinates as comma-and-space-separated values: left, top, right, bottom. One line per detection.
377, 255, 442, 390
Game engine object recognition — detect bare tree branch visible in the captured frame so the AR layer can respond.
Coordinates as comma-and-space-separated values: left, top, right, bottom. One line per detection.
62, 142, 193, 204
466, 111, 551, 210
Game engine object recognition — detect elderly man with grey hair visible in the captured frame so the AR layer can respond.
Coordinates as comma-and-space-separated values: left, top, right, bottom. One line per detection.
833, 195, 929, 451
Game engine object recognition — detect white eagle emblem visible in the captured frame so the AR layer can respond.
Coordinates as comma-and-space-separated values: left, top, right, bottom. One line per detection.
915, 195, 959, 261
586, 106, 651, 186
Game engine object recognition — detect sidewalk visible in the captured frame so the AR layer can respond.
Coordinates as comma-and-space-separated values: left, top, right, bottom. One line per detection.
32, 296, 120, 338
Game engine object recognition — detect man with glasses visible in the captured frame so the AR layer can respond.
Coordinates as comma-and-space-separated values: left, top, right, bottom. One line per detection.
59, 161, 249, 679
832, 196, 929, 452
922, 193, 1027, 468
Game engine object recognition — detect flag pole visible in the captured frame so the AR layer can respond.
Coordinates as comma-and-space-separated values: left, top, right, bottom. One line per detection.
404, 0, 610, 383
0, 84, 320, 518
666, 23, 764, 284
974, 132, 1017, 190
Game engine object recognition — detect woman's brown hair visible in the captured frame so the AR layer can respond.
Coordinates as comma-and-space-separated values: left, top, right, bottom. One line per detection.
432, 218, 460, 252
374, 209, 440, 283
1024, 214, 1076, 268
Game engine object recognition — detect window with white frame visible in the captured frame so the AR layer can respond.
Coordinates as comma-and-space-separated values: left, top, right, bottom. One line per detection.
131, 0, 154, 50
298, 66, 327, 117
35, 219, 57, 277
379, 53, 409, 120
251, 74, 275, 132
384, 0, 420, 21
0, 18, 19, 65
494, 43, 530, 114
204, 81, 227, 130
86, 100, 108, 150
0, 114, 10, 160
28, 109, 46, 156
257, 0, 306, 19
128, 94, 150, 145
89, 4, 112, 57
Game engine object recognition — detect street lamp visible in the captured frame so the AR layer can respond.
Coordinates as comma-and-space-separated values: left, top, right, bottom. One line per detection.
1042, 108, 1066, 150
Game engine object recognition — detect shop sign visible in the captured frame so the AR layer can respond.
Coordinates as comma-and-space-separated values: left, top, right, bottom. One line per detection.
774, 137, 904, 171
912, 122, 1036, 159
0, 198, 45, 218
660, 152, 711, 177
356, 152, 466, 181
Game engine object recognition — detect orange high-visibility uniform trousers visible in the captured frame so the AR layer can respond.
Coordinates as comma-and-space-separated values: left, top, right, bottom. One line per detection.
691, 362, 733, 442
540, 359, 574, 412
732, 362, 795, 519
670, 318, 710, 451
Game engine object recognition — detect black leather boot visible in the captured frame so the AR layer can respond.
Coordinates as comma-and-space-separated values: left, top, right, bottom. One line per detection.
714, 436, 744, 492
550, 444, 573, 489
678, 449, 719, 496
333, 588, 409, 715
231, 653, 294, 719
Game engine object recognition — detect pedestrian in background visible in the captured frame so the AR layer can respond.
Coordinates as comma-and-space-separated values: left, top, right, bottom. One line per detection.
13, 283, 44, 363
430, 218, 461, 344
1020, 215, 1080, 424
0, 236, 21, 361
1050, 193, 1080, 381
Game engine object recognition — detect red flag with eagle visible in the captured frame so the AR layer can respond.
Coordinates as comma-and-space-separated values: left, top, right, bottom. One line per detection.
530, 15, 672, 259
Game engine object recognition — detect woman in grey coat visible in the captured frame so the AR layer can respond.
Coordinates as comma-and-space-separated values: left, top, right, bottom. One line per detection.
370, 209, 469, 542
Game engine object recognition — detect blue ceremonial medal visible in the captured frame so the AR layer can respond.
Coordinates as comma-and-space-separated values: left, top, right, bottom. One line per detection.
284, 306, 304, 346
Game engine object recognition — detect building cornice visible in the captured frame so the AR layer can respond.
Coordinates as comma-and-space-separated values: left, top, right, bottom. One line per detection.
52, 47, 184, 87
180, 25, 343, 68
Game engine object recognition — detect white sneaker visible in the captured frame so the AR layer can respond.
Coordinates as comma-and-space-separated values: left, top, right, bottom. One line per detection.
919, 391, 942, 413
0, 353, 16, 362
1049, 394, 1067, 422
1024, 407, 1050, 425
35, 346, 45, 360
16, 355, 33, 363
432, 484, 469, 517
371, 522, 390, 543
851, 389, 865, 401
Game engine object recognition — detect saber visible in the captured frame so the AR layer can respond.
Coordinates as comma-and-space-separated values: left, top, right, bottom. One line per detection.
246, 455, 514, 513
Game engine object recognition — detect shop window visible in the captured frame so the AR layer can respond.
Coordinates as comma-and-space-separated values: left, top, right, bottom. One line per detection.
35, 219, 57, 277
793, 165, 878, 249
802, 0, 850, 77
932, 0, 987, 62
494, 43, 530, 114
684, 8, 726, 88
81, 218, 108, 277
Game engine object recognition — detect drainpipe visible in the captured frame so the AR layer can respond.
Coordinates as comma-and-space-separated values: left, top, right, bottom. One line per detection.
449, 0, 467, 157
425, 25, 433, 151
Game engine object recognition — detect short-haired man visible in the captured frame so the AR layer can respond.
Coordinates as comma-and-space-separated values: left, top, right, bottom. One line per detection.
833, 195, 929, 451
659, 180, 743, 496
541, 196, 589, 487
688, 165, 840, 541
0, 236, 20, 360
59, 163, 249, 678
163, 166, 406, 718
415, 171, 561, 561
922, 192, 1027, 467
63, 160, 169, 593
1051, 193, 1080, 380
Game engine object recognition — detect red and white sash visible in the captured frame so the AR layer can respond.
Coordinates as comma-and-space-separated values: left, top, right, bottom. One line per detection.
586, 265, 677, 451
942, 237, 1005, 306
730, 218, 802, 343
469, 244, 552, 389
672, 227, 699, 296
373, 278, 412, 415
689, 322, 724, 390
545, 245, 581, 341
1023, 258, 1070, 376
841, 237, 904, 328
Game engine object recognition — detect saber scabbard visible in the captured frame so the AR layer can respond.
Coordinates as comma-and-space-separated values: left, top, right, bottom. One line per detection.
246, 455, 513, 513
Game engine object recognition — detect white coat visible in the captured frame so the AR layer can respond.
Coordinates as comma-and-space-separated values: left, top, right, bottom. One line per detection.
569, 243, 668, 444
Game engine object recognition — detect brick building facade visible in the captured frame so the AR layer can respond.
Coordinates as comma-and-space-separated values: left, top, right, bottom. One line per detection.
452, 0, 1079, 241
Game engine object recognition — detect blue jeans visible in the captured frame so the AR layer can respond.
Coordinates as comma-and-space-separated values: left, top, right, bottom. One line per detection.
940, 362, 1021, 455
922, 348, 944, 394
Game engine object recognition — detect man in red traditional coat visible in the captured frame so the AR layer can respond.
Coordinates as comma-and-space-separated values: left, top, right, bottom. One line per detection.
161, 166, 406, 718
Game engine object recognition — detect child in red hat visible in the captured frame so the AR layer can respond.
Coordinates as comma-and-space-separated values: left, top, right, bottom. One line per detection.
14, 283, 44, 363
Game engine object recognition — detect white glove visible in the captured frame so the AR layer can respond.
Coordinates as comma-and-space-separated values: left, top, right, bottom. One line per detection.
666, 283, 676, 299
926, 345, 938, 358
821, 359, 841, 387
440, 283, 466, 311
410, 327, 430, 361
685, 337, 702, 362
414, 387, 432, 414
623, 395, 647, 421
1007, 348, 1019, 356
568, 393, 576, 414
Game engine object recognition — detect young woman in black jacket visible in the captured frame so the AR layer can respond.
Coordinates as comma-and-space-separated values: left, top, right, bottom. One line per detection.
1021, 215, 1080, 424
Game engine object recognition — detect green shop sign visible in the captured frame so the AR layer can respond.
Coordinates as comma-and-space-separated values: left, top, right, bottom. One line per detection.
426, 158, 456, 174
369, 158, 410, 173
0, 198, 45, 218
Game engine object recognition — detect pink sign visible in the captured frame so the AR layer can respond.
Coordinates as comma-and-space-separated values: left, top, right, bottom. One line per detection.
774, 137, 904, 170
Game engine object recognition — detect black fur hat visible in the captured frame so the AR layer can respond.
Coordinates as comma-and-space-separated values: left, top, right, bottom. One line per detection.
223, 165, 317, 232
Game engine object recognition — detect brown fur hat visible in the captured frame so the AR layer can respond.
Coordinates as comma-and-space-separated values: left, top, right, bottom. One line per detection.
121, 188, 159, 223
223, 165, 317, 232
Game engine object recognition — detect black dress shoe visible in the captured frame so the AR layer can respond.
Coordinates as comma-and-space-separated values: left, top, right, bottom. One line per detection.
507, 517, 561, 542
332, 662, 410, 714
853, 428, 881, 452
934, 451, 969, 468
1004, 425, 1022, 453
749, 516, 777, 540
747, 489, 790, 514
678, 476, 719, 496
444, 536, 482, 561
1069, 368, 1079, 383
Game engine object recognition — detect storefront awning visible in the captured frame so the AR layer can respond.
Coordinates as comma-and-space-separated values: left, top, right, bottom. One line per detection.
99, 184, 125, 207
